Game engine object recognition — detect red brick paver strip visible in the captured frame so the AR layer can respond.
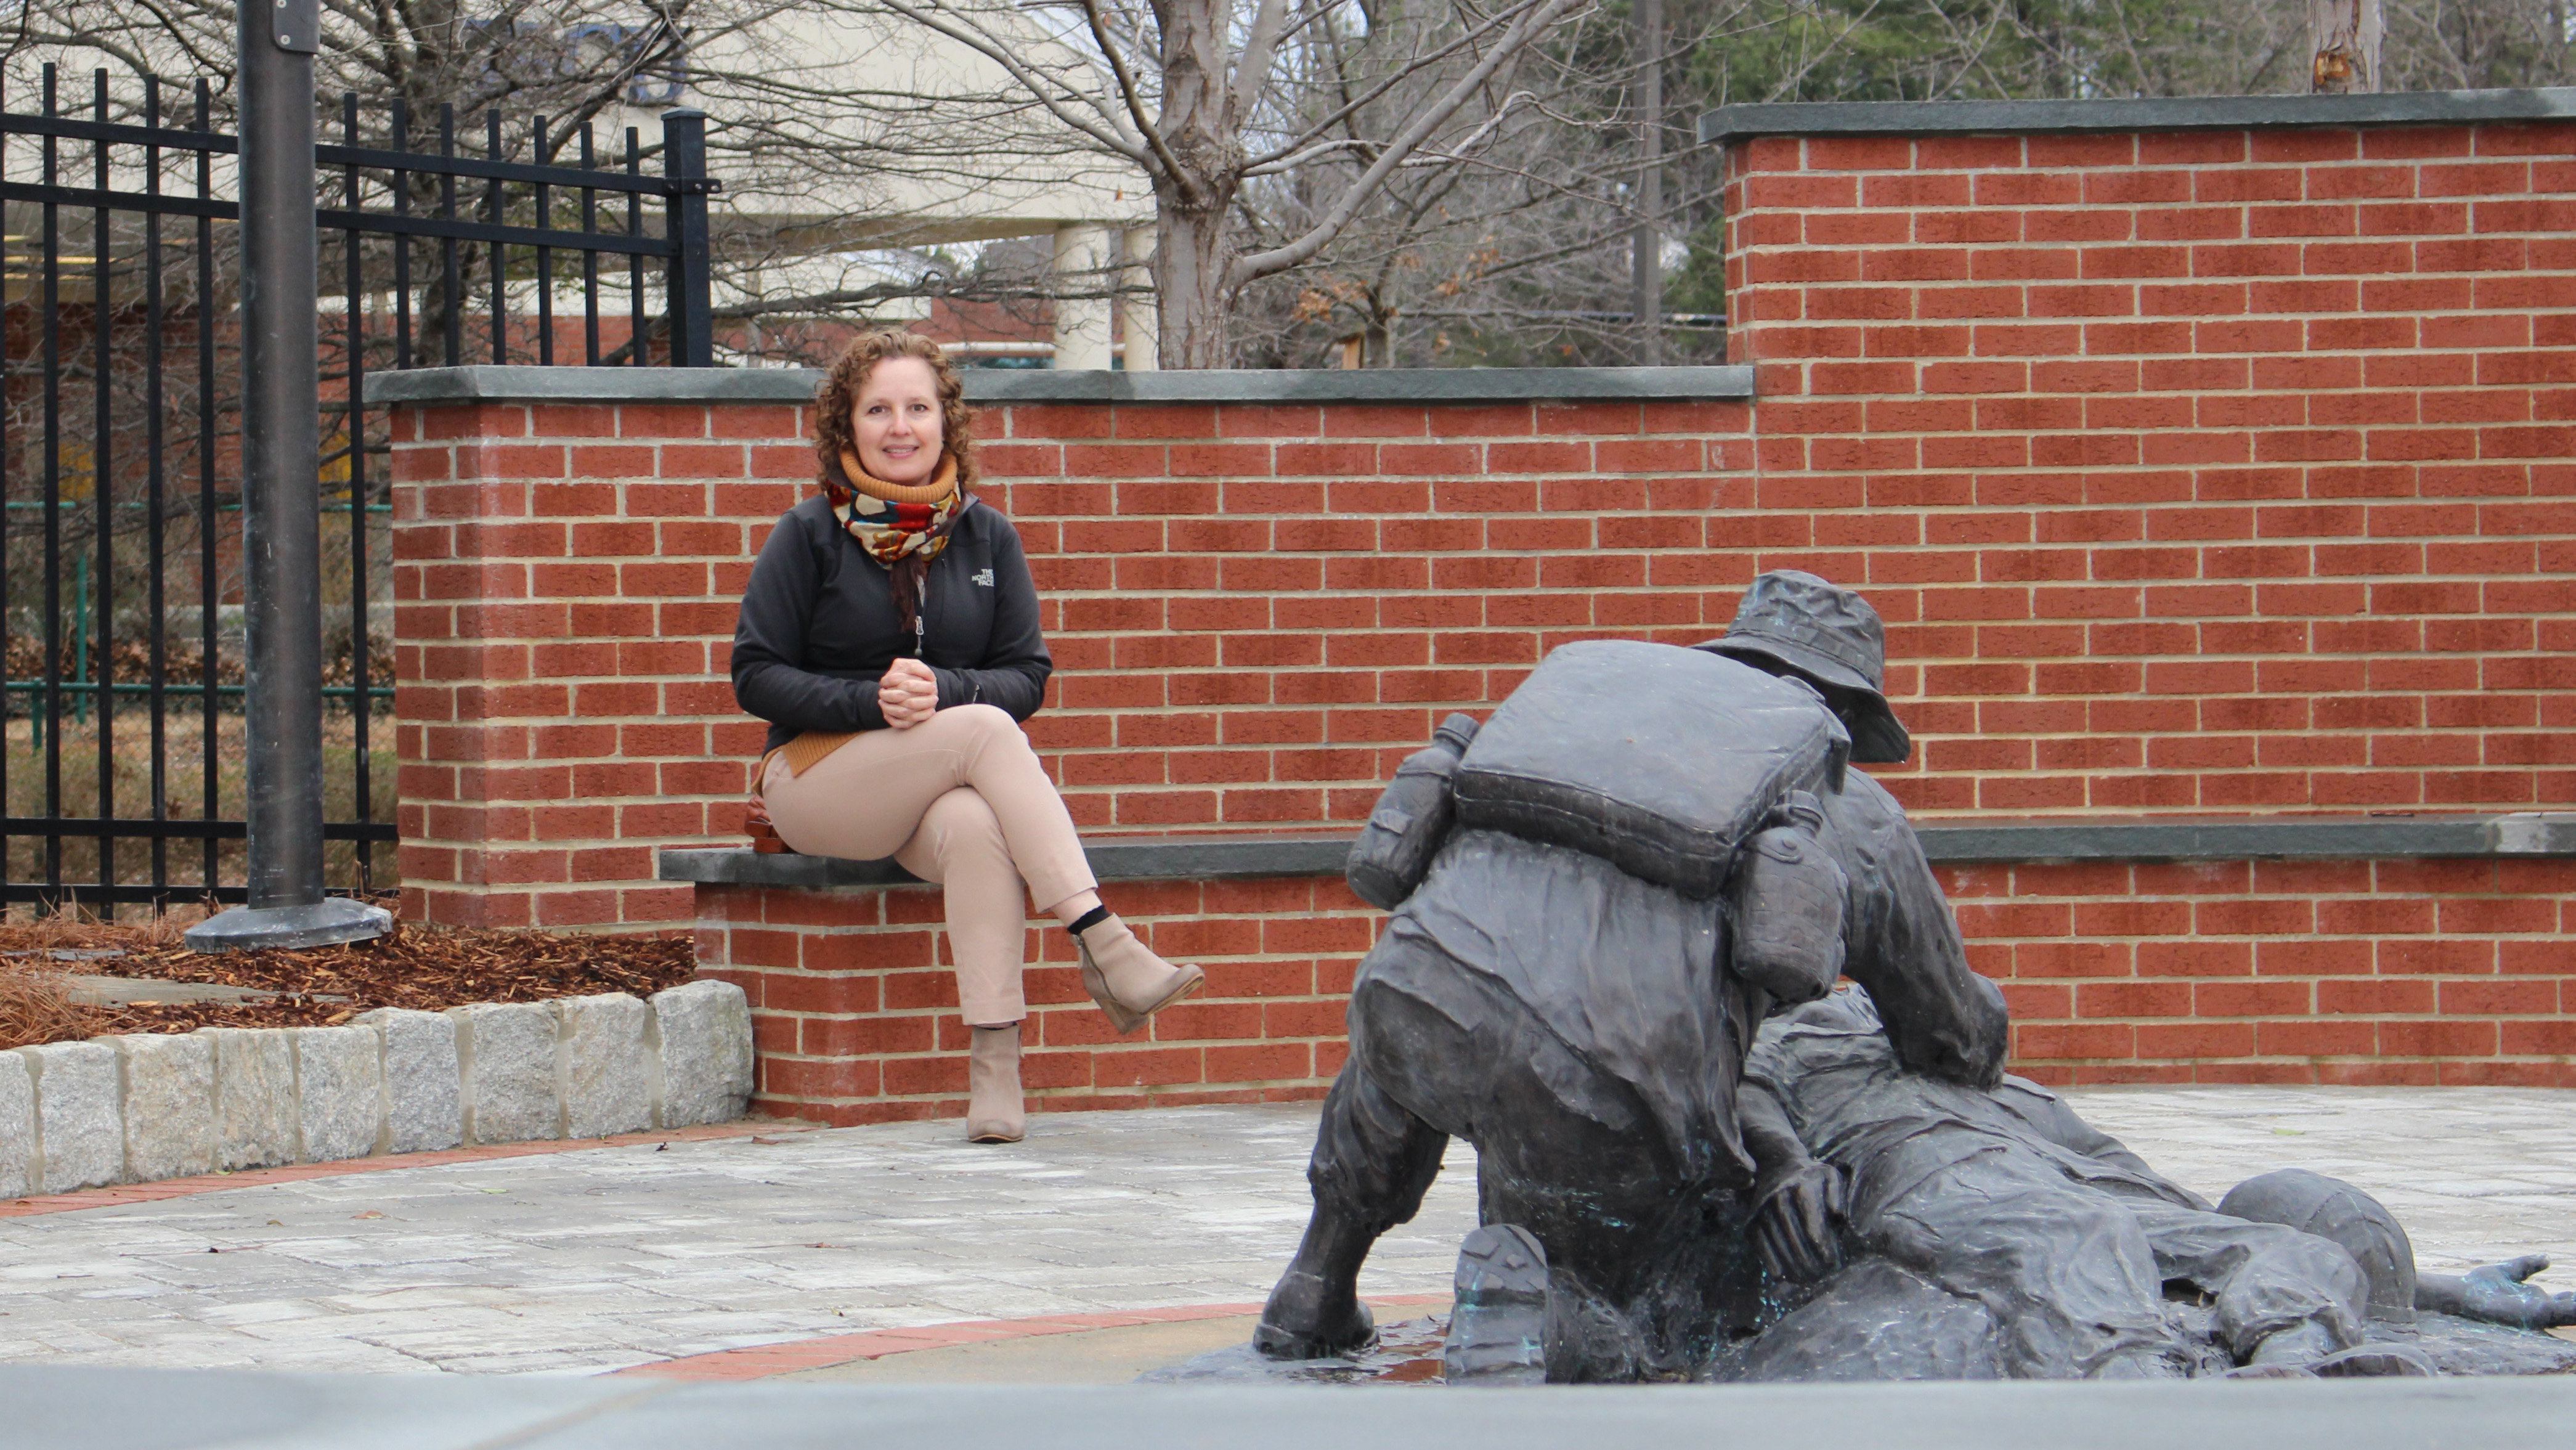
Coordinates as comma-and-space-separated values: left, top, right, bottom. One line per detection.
616, 1294, 1453, 1382
0, 1121, 812, 1219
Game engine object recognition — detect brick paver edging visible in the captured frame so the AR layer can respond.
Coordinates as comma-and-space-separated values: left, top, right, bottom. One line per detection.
612, 1293, 1452, 1382
0, 1120, 810, 1219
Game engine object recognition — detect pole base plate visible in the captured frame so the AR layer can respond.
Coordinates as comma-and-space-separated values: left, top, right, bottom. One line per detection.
184, 898, 393, 953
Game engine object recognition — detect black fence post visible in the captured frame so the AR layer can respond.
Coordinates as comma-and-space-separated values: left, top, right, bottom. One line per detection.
185, 0, 389, 949
661, 108, 714, 367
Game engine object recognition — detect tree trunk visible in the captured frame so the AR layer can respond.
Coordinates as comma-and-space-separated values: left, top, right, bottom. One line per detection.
2307, 0, 2383, 92
1150, 0, 1246, 367
1155, 192, 1236, 369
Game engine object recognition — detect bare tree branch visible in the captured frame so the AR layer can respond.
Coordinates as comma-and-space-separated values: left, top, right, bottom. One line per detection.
1229, 0, 1591, 285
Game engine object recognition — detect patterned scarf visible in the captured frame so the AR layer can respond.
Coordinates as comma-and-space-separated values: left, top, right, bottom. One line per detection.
821, 449, 971, 649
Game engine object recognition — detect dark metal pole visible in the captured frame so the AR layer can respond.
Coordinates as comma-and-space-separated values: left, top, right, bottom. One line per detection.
1631, 0, 1664, 366
662, 108, 713, 367
238, 0, 322, 909
187, 0, 388, 949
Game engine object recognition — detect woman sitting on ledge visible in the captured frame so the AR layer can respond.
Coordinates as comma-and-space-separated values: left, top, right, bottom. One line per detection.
731, 330, 1203, 1144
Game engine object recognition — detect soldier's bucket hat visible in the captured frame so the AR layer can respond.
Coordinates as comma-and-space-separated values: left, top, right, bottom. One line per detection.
1693, 570, 1912, 764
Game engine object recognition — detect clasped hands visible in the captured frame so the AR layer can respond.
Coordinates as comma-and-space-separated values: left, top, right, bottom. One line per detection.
879, 656, 939, 729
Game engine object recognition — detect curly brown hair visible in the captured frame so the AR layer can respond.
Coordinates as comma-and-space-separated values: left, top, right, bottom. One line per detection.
811, 330, 978, 490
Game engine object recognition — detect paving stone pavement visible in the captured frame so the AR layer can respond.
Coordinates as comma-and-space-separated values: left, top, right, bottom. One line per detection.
0, 1088, 2568, 1377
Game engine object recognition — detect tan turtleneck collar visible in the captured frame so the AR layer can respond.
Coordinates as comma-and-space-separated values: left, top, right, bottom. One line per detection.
838, 449, 957, 505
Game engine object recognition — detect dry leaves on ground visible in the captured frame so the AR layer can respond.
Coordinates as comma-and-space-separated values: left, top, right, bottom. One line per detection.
0, 911, 696, 1050
0, 956, 93, 1052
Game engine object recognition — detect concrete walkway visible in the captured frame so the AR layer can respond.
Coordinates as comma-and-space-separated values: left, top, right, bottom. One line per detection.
0, 1088, 2569, 1377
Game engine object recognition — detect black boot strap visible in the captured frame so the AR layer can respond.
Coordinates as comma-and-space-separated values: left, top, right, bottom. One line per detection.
1067, 905, 1112, 939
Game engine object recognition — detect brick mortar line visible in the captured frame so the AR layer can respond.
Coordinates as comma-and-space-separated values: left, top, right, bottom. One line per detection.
0, 1121, 808, 1220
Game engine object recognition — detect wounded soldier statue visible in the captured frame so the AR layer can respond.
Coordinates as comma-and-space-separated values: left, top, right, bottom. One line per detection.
1249, 571, 2576, 1384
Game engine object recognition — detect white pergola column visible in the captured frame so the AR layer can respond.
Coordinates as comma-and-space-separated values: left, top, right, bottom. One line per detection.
1051, 223, 1113, 372
1119, 225, 1158, 372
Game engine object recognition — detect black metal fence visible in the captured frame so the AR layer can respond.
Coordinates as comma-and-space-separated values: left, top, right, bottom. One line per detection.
0, 63, 714, 911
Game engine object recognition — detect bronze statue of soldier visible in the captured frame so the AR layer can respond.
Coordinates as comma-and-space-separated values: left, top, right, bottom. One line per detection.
1256, 572, 2009, 1382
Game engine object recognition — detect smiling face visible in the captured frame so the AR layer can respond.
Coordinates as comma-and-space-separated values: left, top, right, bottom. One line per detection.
850, 356, 946, 487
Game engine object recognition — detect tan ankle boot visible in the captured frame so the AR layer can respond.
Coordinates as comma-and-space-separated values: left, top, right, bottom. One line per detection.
1071, 914, 1205, 1035
965, 1024, 1025, 1144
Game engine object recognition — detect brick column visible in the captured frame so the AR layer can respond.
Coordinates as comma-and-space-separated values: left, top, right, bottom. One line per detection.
384, 377, 810, 928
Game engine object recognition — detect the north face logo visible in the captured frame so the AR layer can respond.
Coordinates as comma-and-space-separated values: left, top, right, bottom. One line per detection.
972, 568, 995, 587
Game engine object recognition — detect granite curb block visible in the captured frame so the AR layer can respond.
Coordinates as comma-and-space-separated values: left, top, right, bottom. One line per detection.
24, 1041, 122, 1192
652, 979, 757, 1131
207, 1027, 297, 1170
556, 993, 654, 1140
295, 1025, 386, 1162
0, 1049, 33, 1198
362, 1008, 464, 1155
118, 1032, 216, 1182
452, 1001, 563, 1145
0, 982, 751, 1195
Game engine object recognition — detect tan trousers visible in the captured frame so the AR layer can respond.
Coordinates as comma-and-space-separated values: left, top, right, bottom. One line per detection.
758, 704, 1097, 1025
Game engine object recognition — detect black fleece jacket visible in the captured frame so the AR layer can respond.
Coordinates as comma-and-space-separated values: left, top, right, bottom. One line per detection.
731, 492, 1051, 754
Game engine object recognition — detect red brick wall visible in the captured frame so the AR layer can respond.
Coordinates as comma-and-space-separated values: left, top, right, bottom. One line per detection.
981, 397, 1756, 831
389, 399, 812, 929
1721, 121, 2576, 815
696, 851, 2576, 1126
386, 393, 1755, 928
693, 878, 1373, 1125
387, 112, 2576, 1101
1947, 855, 2576, 1088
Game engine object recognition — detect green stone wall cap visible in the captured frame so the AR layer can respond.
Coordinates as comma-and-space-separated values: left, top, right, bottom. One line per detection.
1699, 87, 2576, 149
363, 364, 1754, 408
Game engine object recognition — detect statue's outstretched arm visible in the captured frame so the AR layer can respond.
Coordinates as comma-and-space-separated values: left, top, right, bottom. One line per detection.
1826, 777, 2010, 1090
2418, 1255, 2576, 1329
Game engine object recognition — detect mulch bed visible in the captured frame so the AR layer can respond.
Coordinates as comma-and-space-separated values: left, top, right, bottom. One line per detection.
0, 911, 696, 1051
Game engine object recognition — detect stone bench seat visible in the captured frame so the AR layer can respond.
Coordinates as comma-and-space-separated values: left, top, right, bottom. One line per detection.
660, 812, 2576, 892
659, 833, 1358, 890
